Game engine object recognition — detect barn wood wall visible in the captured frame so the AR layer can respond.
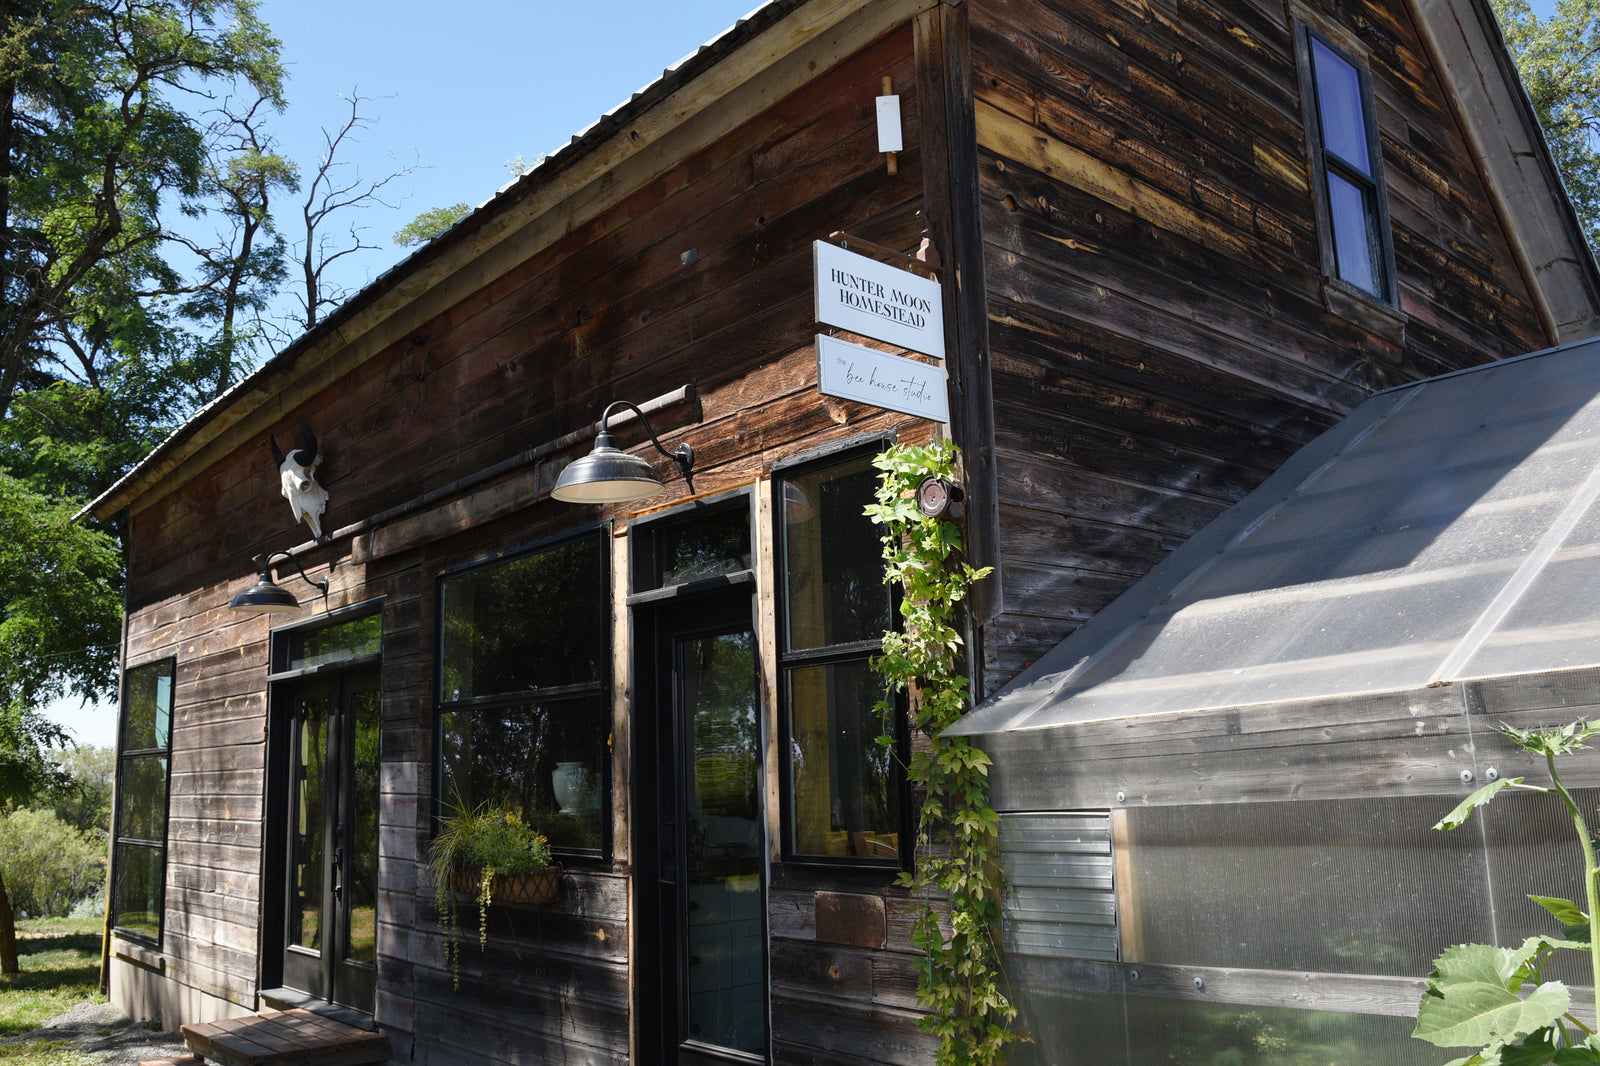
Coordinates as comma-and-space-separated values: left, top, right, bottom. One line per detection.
968, 0, 1550, 691
122, 22, 942, 1066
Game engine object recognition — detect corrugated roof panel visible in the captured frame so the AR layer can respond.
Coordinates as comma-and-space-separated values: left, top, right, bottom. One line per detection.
954, 335, 1600, 736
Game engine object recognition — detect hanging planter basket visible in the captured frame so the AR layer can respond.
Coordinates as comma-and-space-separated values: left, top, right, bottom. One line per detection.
452, 867, 559, 906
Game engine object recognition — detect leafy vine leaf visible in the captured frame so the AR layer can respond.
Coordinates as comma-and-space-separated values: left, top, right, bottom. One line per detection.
868, 441, 1017, 1066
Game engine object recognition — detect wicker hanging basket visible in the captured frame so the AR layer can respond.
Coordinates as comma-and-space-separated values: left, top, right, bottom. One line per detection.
452, 867, 559, 906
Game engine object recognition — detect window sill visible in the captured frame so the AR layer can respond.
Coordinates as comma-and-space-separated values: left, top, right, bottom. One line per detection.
1322, 277, 1406, 349
110, 935, 165, 974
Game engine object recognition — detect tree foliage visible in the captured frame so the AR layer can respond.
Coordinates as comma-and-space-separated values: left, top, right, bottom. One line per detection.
0, 0, 286, 425
394, 202, 469, 248
0, 806, 105, 919
0, 468, 122, 972
175, 92, 298, 399
0, 473, 121, 773
48, 744, 114, 836
1494, 0, 1600, 259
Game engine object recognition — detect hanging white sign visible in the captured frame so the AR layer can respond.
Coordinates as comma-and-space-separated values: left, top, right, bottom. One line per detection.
816, 334, 950, 422
813, 240, 945, 358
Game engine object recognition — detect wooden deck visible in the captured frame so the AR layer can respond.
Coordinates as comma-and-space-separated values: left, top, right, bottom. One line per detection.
178, 1009, 388, 1066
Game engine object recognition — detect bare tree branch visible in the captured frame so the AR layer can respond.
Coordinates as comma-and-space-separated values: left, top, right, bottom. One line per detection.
295, 90, 419, 329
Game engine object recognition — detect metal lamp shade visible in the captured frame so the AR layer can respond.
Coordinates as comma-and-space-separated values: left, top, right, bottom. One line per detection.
229, 574, 304, 614
551, 433, 667, 503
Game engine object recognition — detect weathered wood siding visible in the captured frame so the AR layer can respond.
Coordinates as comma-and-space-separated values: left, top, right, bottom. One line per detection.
119, 20, 940, 1066
969, 0, 1551, 690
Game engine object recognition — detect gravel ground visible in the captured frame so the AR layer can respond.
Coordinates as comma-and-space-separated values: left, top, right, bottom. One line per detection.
6, 1002, 190, 1065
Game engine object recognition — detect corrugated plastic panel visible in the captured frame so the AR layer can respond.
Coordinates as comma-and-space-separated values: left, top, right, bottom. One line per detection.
999, 813, 1117, 961
955, 336, 1600, 737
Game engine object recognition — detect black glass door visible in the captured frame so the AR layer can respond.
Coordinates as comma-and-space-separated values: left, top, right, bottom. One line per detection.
640, 596, 769, 1065
280, 668, 379, 1013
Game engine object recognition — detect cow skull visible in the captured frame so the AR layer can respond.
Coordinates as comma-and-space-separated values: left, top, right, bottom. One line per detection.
270, 420, 329, 541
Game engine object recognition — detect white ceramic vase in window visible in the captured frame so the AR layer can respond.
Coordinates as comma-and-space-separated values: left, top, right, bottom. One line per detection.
553, 761, 597, 814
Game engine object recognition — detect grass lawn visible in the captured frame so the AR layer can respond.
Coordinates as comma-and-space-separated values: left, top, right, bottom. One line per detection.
0, 917, 103, 1066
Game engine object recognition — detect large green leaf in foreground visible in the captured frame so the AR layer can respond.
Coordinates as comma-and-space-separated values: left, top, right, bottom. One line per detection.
1415, 944, 1571, 1048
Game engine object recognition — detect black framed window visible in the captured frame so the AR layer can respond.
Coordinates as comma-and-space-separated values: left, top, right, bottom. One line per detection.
436, 531, 610, 856
1300, 26, 1394, 303
776, 448, 904, 865
111, 658, 175, 944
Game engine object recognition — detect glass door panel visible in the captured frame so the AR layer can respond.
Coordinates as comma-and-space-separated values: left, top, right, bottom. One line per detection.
680, 630, 765, 1055
291, 695, 329, 954
345, 688, 381, 965
278, 668, 380, 1014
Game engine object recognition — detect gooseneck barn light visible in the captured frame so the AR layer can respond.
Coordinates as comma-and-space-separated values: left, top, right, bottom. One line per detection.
551, 400, 694, 504
229, 551, 330, 615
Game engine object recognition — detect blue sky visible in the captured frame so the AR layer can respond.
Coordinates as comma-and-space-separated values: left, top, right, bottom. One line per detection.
47, 0, 761, 748
250, 0, 763, 314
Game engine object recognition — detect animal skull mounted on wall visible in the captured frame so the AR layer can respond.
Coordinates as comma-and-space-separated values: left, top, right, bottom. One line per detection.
270, 420, 330, 542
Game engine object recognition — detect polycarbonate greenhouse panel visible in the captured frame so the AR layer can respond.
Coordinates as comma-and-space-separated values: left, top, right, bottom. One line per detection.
1121, 797, 1491, 975
955, 337, 1600, 737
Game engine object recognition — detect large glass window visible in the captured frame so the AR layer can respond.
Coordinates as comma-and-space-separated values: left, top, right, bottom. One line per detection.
777, 449, 902, 864
1301, 27, 1393, 303
112, 659, 174, 943
437, 532, 610, 855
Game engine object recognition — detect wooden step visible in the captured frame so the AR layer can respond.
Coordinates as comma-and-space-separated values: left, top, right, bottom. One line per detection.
180, 1008, 388, 1066
138, 1057, 203, 1066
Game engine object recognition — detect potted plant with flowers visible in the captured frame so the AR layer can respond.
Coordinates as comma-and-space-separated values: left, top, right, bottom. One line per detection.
428, 800, 554, 988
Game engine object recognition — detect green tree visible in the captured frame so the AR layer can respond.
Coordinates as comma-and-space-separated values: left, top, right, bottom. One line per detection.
49, 744, 114, 836
0, 807, 106, 919
175, 92, 299, 400
1494, 0, 1600, 259
0, 474, 121, 973
0, 0, 285, 424
393, 202, 469, 248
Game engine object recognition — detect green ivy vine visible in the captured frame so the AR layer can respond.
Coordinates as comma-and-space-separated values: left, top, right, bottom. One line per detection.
867, 440, 1019, 1066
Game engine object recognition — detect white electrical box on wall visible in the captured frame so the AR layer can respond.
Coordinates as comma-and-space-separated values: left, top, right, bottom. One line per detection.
876, 94, 903, 153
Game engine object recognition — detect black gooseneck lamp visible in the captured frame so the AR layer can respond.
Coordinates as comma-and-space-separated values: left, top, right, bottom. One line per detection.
551, 400, 695, 504
229, 551, 330, 615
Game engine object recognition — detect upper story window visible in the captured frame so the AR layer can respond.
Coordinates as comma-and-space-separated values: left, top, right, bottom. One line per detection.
436, 531, 610, 856
775, 446, 905, 866
112, 658, 174, 944
1300, 26, 1395, 304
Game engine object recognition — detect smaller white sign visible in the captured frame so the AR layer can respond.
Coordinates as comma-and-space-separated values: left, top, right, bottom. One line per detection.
814, 240, 944, 358
816, 334, 950, 423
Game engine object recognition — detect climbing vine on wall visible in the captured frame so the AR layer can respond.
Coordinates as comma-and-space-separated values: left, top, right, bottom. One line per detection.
867, 440, 1018, 1066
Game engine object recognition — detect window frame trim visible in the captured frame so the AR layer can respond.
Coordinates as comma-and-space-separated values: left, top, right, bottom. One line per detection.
625, 485, 756, 599
1295, 20, 1399, 308
110, 656, 177, 947
772, 442, 911, 870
